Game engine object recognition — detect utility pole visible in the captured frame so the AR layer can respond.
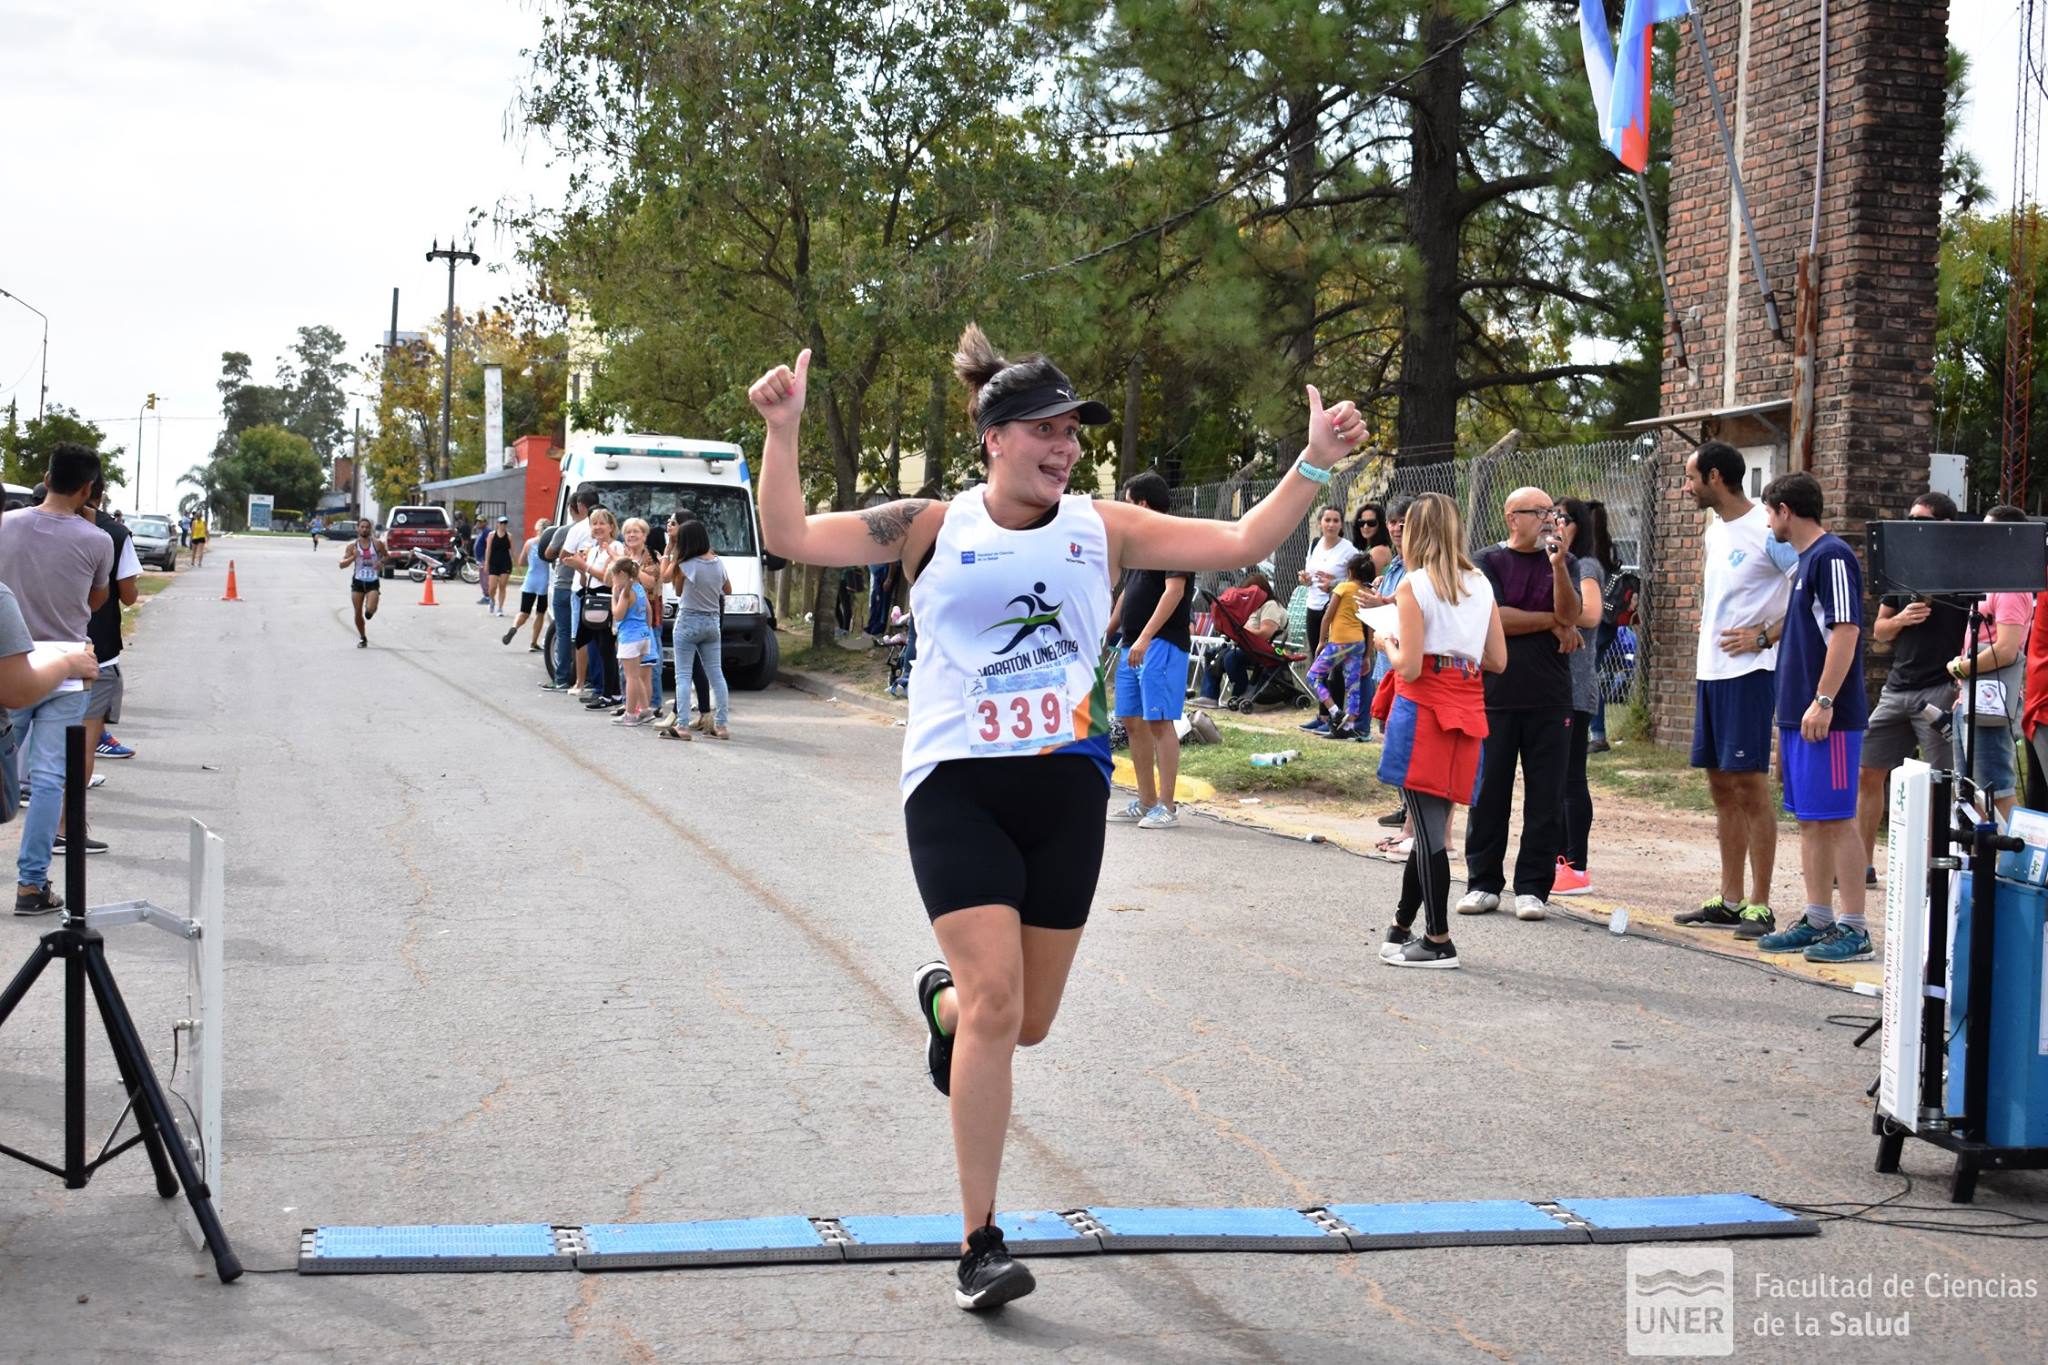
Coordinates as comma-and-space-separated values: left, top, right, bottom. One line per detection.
0, 286, 49, 420
424, 241, 479, 482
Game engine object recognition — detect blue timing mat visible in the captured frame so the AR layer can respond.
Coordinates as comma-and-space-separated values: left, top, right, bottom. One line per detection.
1082, 1206, 1348, 1253
299, 1193, 1815, 1274
1328, 1200, 1587, 1250
299, 1223, 573, 1274
837, 1210, 1097, 1261
578, 1215, 840, 1269
1554, 1192, 1815, 1243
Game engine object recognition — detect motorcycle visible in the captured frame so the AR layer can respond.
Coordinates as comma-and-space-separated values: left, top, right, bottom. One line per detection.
406, 548, 482, 585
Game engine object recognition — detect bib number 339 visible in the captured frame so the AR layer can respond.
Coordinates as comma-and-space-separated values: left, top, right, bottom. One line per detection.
964, 666, 1070, 756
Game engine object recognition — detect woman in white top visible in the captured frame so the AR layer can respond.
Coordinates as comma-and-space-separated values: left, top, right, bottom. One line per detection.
561, 507, 626, 707
1298, 505, 1361, 731
750, 324, 1364, 1312
1373, 492, 1506, 969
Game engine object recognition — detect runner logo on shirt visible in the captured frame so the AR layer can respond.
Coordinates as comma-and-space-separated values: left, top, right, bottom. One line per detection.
979, 582, 1080, 675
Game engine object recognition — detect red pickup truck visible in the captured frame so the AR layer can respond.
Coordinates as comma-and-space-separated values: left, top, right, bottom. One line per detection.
381, 506, 457, 576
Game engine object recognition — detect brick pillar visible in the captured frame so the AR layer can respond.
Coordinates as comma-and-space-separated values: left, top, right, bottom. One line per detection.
1646, 0, 1948, 744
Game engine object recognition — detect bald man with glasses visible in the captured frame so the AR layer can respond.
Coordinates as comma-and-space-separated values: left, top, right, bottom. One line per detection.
1458, 486, 1584, 921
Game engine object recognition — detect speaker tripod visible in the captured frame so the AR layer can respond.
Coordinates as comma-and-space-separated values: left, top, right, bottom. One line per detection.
0, 725, 239, 1282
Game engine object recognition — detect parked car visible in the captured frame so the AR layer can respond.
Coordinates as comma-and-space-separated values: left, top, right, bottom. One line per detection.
381, 505, 456, 576
130, 514, 179, 571
321, 522, 357, 541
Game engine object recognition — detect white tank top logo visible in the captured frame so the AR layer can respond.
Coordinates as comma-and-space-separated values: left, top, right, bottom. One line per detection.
901, 488, 1114, 797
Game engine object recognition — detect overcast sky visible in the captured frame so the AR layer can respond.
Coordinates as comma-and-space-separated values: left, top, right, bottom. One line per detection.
0, 1, 2031, 514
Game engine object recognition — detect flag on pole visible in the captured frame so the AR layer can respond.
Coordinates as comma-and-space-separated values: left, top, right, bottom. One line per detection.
1582, 0, 1691, 173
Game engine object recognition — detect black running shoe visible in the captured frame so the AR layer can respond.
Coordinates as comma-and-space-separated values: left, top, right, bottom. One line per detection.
1383, 937, 1459, 969
1675, 895, 1744, 928
1378, 924, 1414, 960
913, 960, 954, 1096
1375, 808, 1406, 827
955, 1224, 1035, 1311
13, 883, 61, 916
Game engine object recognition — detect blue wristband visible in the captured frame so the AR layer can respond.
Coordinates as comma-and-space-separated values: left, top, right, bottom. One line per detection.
1292, 456, 1333, 486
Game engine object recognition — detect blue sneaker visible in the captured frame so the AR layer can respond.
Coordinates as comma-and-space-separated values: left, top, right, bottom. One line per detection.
95, 736, 135, 760
1756, 918, 1832, 954
1803, 924, 1875, 963
1299, 717, 1330, 734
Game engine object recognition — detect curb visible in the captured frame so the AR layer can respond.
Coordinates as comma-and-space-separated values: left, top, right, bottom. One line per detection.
777, 666, 906, 721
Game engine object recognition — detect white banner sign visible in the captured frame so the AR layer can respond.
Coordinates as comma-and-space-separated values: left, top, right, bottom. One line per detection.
1879, 759, 1932, 1128
484, 364, 506, 469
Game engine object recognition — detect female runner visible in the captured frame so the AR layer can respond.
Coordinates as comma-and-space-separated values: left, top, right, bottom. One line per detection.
751, 325, 1363, 1311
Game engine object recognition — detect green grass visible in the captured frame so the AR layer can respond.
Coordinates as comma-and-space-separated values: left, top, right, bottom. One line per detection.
777, 626, 897, 689
137, 573, 174, 597
1177, 718, 1395, 802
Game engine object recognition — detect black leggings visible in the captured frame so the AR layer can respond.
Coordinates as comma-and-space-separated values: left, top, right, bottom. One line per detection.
1395, 791, 1454, 939
1561, 709, 1593, 870
577, 619, 621, 697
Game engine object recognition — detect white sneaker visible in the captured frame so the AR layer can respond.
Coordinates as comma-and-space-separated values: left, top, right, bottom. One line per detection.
1137, 805, 1180, 830
1107, 798, 1146, 824
1513, 894, 1548, 921
1455, 890, 1499, 916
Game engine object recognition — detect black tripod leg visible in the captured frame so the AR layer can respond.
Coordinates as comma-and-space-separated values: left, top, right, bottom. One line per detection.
80, 945, 242, 1282
86, 955, 178, 1197
0, 934, 58, 1027
1950, 1154, 1979, 1204
1876, 1131, 1904, 1174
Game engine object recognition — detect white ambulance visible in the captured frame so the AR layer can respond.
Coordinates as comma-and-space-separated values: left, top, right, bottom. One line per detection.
552, 433, 783, 690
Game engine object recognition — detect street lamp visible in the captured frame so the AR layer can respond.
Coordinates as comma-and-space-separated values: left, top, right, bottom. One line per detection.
138, 393, 157, 512
0, 285, 49, 421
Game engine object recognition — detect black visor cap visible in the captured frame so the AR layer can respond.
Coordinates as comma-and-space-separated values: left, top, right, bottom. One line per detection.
976, 378, 1114, 436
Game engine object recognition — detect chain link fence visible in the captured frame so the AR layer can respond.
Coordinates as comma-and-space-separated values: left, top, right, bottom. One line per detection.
1169, 437, 1661, 715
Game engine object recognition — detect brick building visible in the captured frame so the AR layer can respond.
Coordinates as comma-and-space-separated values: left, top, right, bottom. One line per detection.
1636, 0, 1950, 742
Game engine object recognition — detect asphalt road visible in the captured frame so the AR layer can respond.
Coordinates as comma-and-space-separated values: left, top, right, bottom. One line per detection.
2, 535, 2044, 1363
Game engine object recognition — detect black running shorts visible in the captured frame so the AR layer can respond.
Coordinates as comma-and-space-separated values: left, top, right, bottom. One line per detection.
520, 590, 546, 614
903, 754, 1108, 931
351, 578, 379, 597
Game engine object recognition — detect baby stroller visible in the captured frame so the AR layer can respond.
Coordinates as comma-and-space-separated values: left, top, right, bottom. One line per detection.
882, 605, 915, 698
1201, 585, 1313, 712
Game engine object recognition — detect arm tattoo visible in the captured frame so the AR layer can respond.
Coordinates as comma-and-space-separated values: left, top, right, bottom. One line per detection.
859, 499, 931, 547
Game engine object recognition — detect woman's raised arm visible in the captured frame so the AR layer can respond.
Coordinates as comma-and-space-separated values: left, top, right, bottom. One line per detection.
752, 349, 945, 569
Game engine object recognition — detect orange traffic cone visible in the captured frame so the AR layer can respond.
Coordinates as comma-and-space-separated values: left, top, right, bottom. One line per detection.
220, 561, 241, 602
419, 573, 438, 606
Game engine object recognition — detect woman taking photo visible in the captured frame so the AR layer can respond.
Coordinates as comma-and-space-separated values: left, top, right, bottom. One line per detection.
751, 324, 1363, 1312
1375, 492, 1507, 969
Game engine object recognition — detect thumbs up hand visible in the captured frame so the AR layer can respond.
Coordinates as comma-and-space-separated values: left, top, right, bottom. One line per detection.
1304, 384, 1364, 467
748, 349, 811, 430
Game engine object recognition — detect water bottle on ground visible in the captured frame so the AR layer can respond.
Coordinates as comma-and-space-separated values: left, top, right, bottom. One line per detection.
1249, 749, 1301, 768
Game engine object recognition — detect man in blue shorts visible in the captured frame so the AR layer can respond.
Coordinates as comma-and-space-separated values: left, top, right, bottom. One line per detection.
1107, 471, 1193, 831
1675, 442, 1798, 937
1755, 471, 1872, 963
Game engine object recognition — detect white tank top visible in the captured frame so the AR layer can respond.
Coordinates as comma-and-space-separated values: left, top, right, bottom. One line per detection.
901, 487, 1116, 798
1405, 567, 1492, 662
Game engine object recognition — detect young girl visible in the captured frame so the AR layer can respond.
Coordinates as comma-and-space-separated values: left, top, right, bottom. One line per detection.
1376, 492, 1507, 969
749, 325, 1363, 1311
1306, 554, 1373, 740
608, 558, 657, 725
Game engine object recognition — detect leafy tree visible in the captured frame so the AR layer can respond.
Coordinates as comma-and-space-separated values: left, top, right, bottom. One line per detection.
189, 425, 324, 532
276, 325, 355, 464
1, 403, 126, 488
522, 0, 1054, 643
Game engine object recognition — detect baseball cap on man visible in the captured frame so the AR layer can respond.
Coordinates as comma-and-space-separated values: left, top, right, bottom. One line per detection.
974, 363, 1113, 437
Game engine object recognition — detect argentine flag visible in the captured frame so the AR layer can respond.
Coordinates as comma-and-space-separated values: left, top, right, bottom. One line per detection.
1581, 0, 1691, 173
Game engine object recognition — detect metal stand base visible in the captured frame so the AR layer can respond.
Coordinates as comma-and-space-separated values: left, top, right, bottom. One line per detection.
0, 724, 239, 1282
1873, 1114, 2048, 1204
